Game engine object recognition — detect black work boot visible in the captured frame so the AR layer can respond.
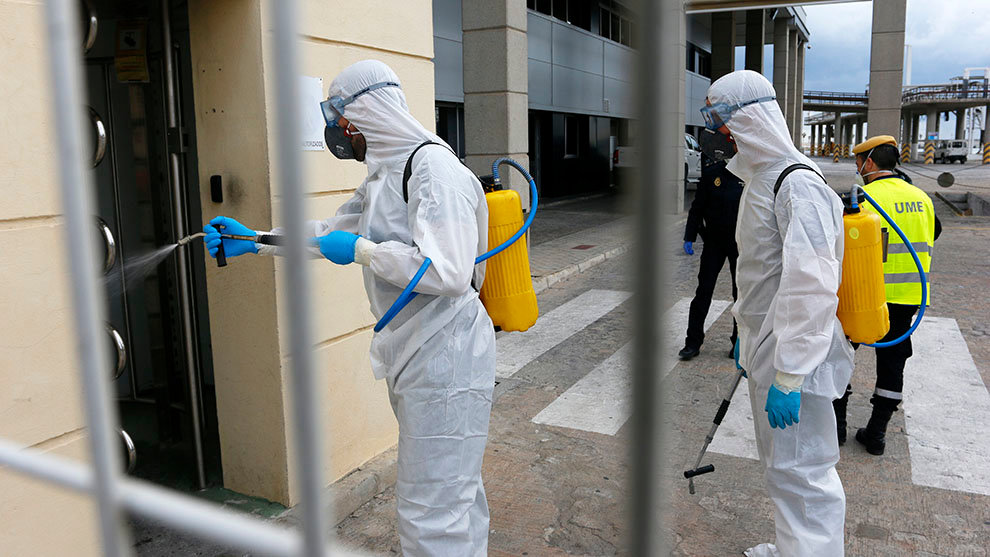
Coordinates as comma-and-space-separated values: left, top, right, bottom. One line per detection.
832, 386, 851, 446
856, 407, 894, 455
678, 345, 700, 360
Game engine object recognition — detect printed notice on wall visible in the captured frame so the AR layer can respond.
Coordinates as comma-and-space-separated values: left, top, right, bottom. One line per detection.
300, 76, 325, 151
115, 20, 150, 83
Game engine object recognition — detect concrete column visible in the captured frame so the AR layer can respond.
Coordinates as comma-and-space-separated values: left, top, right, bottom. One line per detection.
745, 9, 765, 73
855, 119, 864, 146
462, 0, 530, 204
911, 113, 920, 161
710, 11, 737, 81
924, 108, 938, 164
833, 114, 842, 162
900, 115, 911, 162
982, 105, 990, 164
773, 17, 792, 127
844, 121, 854, 157
794, 39, 807, 147
955, 109, 966, 139
826, 123, 834, 156
811, 125, 817, 156
867, 0, 906, 137
787, 29, 799, 140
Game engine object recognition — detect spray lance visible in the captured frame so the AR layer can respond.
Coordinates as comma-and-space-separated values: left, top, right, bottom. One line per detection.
175, 231, 288, 268
683, 181, 928, 494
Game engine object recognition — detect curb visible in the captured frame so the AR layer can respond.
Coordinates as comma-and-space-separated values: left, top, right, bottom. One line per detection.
276, 446, 398, 528
532, 245, 629, 294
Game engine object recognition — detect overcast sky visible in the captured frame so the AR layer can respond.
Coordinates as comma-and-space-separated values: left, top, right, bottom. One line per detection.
803, 0, 990, 92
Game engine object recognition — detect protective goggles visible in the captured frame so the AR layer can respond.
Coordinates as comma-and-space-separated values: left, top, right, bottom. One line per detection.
320, 81, 400, 127
700, 95, 776, 130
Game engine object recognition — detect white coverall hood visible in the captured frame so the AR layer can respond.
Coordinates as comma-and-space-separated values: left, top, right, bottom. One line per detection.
708, 70, 810, 184
707, 70, 854, 557
328, 60, 445, 172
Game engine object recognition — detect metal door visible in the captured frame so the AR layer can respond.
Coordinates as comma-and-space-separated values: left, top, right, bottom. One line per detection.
82, 0, 219, 490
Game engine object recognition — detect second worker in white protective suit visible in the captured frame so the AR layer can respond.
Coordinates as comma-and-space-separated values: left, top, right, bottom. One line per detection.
203, 60, 496, 556
699, 70, 854, 556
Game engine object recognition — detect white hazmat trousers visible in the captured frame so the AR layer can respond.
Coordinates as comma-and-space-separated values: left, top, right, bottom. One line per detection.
262, 60, 495, 556
709, 70, 854, 556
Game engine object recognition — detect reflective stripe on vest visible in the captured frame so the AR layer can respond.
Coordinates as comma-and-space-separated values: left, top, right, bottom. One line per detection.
861, 177, 936, 305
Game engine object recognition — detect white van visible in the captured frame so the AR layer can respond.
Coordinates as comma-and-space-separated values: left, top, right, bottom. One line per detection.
612, 133, 703, 184
935, 140, 968, 164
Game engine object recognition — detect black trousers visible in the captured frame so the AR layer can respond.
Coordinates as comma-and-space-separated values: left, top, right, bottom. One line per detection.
684, 240, 738, 349
846, 303, 918, 412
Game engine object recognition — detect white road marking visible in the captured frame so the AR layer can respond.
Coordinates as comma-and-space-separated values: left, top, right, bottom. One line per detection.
902, 316, 990, 496
711, 316, 990, 497
495, 289, 631, 378
532, 297, 730, 435
708, 376, 759, 461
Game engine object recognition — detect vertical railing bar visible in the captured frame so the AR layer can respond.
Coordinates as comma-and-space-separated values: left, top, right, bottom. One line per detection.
269, 1, 330, 555
630, 0, 677, 554
42, 1, 129, 555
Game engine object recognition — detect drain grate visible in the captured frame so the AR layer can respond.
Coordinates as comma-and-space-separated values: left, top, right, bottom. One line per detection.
572, 244, 595, 250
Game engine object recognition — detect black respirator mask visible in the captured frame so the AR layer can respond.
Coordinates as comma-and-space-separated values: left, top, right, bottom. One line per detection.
699, 128, 736, 162
324, 125, 358, 160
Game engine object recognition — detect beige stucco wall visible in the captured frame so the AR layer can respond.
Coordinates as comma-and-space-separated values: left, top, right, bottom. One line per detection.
0, 1, 435, 552
191, 0, 435, 505
0, 0, 102, 554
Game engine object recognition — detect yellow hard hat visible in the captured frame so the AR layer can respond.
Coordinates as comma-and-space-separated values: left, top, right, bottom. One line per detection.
852, 135, 897, 155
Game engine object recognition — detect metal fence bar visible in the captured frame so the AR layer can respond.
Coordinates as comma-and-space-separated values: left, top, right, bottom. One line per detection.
42, 1, 129, 555
0, 441, 302, 556
630, 0, 677, 554
270, 1, 331, 555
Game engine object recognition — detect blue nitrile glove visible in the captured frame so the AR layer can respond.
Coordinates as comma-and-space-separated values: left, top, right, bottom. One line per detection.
204, 216, 258, 258
734, 338, 746, 378
315, 230, 360, 265
683, 241, 694, 255
765, 385, 801, 430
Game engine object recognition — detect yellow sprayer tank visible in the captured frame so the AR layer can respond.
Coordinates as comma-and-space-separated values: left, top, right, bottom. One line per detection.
837, 209, 890, 343
480, 189, 539, 332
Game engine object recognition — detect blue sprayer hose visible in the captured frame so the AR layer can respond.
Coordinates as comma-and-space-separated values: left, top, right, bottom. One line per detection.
850, 186, 927, 348
373, 158, 539, 333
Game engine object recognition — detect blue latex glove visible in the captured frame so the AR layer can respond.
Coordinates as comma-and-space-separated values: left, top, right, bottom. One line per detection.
765, 385, 801, 429
734, 338, 746, 378
204, 216, 258, 259
683, 241, 694, 255
315, 230, 360, 265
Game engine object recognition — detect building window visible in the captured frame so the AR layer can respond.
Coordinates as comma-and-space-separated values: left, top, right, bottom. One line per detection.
598, 1, 636, 48
686, 42, 711, 78
565, 115, 579, 157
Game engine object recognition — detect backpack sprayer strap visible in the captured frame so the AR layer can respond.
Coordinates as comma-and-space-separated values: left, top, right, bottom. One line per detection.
401, 140, 479, 292
773, 163, 828, 196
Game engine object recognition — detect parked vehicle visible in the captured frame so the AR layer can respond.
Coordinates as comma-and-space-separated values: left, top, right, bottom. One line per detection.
612, 133, 702, 184
935, 140, 968, 163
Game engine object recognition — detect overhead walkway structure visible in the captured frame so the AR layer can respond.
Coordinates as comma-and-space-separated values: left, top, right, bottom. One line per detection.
804, 72, 990, 164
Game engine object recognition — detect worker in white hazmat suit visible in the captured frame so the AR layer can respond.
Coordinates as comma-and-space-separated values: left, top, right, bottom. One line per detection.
203, 60, 495, 556
699, 70, 854, 556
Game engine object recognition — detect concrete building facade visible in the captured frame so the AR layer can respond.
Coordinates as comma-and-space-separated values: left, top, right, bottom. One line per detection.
0, 0, 437, 553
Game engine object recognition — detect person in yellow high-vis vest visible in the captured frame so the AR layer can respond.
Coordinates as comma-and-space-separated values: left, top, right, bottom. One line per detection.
832, 135, 942, 455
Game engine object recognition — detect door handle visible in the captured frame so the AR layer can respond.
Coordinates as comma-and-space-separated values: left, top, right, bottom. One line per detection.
119, 429, 136, 473
89, 106, 107, 168
106, 323, 126, 380
82, 0, 97, 54
96, 217, 115, 274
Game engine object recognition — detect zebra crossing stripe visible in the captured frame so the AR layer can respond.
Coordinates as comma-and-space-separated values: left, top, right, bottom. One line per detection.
531, 297, 730, 435
902, 317, 990, 496
710, 315, 990, 497
495, 289, 632, 378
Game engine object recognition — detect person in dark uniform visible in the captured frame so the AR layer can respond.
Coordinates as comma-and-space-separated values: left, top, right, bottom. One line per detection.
678, 155, 744, 361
